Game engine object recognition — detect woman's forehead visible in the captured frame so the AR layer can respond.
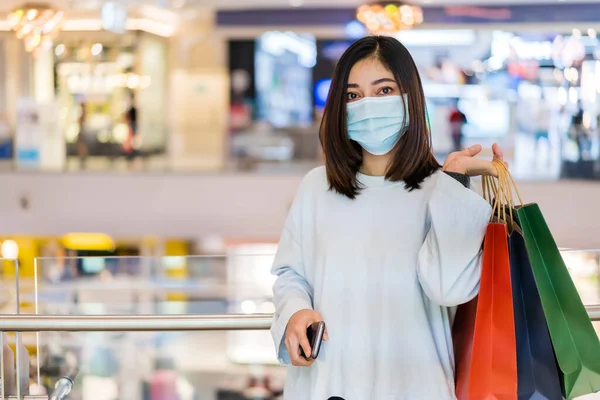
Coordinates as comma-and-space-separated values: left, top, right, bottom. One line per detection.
349, 58, 394, 82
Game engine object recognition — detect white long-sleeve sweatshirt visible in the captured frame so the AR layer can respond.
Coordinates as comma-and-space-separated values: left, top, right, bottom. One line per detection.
271, 166, 492, 400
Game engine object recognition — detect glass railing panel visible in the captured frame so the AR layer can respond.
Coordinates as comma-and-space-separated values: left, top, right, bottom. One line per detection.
560, 249, 600, 305
28, 254, 279, 399
27, 330, 285, 400
559, 249, 600, 340
32, 254, 275, 316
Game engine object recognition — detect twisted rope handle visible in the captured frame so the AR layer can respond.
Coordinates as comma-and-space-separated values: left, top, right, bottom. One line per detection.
483, 159, 522, 231
492, 158, 524, 207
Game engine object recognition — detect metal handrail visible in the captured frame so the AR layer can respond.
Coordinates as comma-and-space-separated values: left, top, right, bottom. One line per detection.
0, 314, 273, 332
0, 307, 598, 332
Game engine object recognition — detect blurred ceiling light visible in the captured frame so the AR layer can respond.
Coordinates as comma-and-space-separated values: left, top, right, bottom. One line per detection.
241, 300, 257, 314
115, 72, 152, 90
7, 3, 64, 54
112, 123, 129, 143
557, 87, 568, 105
1, 240, 19, 260
565, 67, 579, 83
553, 68, 564, 83
356, 2, 423, 35
91, 43, 103, 56
126, 18, 175, 37
65, 123, 79, 143
290, 0, 304, 6
0, 17, 175, 37
96, 129, 110, 143
487, 56, 504, 71
569, 86, 579, 103
54, 43, 65, 56
345, 20, 367, 38
583, 112, 591, 129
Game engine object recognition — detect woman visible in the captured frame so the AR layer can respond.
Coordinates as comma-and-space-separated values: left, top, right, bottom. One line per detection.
270, 36, 502, 399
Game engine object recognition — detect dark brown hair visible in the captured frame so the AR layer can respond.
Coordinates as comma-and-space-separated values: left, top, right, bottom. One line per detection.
319, 35, 440, 199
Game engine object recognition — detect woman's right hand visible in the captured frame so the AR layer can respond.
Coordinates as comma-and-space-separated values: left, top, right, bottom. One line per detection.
285, 309, 328, 367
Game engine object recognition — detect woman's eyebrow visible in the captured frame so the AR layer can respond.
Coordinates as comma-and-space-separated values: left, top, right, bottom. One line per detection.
347, 78, 395, 88
372, 78, 396, 85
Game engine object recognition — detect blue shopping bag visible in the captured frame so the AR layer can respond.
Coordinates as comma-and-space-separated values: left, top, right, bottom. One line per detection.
509, 229, 562, 400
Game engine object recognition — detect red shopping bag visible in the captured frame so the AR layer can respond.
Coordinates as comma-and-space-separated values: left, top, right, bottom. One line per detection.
454, 222, 517, 400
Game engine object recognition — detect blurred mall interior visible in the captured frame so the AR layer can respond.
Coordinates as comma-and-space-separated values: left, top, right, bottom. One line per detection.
1, 0, 600, 398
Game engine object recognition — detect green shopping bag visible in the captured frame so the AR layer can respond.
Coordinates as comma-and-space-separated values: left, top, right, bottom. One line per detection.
516, 203, 600, 399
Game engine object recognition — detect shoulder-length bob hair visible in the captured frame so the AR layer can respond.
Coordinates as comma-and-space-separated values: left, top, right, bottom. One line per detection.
319, 35, 440, 199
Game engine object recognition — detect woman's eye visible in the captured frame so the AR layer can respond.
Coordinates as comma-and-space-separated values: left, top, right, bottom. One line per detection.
380, 87, 393, 95
347, 92, 359, 101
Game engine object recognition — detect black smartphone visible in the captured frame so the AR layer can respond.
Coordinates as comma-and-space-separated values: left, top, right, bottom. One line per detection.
299, 321, 326, 360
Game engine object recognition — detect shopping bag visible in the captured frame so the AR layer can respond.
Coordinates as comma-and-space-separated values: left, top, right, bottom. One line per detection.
467, 221, 518, 400
509, 228, 562, 400
454, 166, 518, 400
516, 203, 600, 399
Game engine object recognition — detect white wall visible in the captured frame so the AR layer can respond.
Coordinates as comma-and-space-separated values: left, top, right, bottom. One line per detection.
0, 172, 299, 240
0, 171, 599, 249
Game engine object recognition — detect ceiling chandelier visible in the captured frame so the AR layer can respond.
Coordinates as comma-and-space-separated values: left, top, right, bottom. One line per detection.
356, 2, 424, 35
8, 3, 64, 54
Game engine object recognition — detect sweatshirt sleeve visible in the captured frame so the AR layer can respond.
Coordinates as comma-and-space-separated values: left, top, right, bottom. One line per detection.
417, 172, 492, 307
270, 182, 314, 365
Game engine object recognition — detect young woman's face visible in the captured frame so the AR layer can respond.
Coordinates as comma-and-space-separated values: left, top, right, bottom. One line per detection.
346, 57, 400, 103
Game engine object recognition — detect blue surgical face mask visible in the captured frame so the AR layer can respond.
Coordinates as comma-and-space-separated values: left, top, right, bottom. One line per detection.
346, 95, 409, 155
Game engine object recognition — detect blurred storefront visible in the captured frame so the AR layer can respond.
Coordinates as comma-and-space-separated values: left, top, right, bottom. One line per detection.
220, 27, 600, 181
0, 3, 227, 173
53, 32, 166, 168
2, 3, 600, 179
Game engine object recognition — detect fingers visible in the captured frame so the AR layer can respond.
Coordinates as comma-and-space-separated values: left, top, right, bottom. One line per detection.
476, 158, 499, 177
461, 158, 499, 177
298, 331, 312, 359
284, 310, 325, 367
463, 144, 482, 157
492, 143, 504, 161
446, 143, 509, 177
286, 332, 313, 367
447, 144, 482, 162
323, 328, 329, 342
